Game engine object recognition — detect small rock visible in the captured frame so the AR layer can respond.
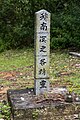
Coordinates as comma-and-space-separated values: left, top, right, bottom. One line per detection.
0, 85, 4, 90
65, 94, 73, 103
74, 114, 79, 119
75, 97, 80, 102
68, 95, 72, 98
20, 73, 23, 76
28, 91, 31, 94
23, 76, 26, 79
21, 97, 25, 101
51, 87, 68, 95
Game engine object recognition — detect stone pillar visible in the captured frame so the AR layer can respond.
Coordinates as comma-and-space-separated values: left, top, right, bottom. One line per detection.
34, 9, 50, 95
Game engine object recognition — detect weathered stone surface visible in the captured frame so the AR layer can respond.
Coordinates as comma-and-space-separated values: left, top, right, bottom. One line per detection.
69, 52, 80, 57
34, 33, 50, 56
34, 9, 50, 95
35, 56, 49, 78
35, 79, 50, 95
35, 9, 50, 33
7, 89, 80, 120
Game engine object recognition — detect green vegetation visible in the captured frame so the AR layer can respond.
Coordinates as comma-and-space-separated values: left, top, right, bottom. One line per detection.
32, 109, 39, 120
0, 48, 80, 94
50, 50, 80, 94
0, 102, 11, 120
0, 0, 80, 51
0, 48, 34, 89
0, 48, 80, 119
0, 48, 34, 71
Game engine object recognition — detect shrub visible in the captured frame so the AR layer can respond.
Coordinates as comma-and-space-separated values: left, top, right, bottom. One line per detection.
0, 0, 80, 51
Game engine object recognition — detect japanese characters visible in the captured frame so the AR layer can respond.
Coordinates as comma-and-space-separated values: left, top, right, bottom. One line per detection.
34, 9, 50, 95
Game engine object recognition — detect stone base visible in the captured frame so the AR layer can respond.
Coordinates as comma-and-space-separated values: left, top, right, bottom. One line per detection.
7, 88, 80, 120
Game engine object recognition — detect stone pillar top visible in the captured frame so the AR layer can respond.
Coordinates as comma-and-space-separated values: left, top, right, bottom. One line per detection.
35, 9, 50, 14
35, 9, 50, 33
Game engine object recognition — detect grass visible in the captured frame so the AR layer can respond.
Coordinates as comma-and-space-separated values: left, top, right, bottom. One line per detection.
0, 48, 34, 71
50, 50, 80, 94
0, 48, 80, 94
0, 48, 80, 120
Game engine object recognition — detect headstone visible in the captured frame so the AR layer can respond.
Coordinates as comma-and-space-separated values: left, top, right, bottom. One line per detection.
34, 9, 50, 95
7, 9, 80, 120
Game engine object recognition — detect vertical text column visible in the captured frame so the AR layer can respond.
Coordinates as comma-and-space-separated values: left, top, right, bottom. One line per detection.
34, 9, 50, 95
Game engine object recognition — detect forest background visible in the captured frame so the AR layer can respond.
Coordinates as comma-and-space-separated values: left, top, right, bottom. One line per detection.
0, 0, 80, 52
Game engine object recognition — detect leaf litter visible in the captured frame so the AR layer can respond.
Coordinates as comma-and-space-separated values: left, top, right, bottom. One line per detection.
0, 49, 80, 119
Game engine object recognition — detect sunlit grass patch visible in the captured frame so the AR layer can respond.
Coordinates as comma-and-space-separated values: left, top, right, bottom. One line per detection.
0, 48, 34, 71
50, 50, 80, 94
0, 48, 80, 94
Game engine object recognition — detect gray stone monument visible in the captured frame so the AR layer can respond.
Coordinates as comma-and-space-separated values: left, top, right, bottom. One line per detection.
7, 10, 80, 120
34, 9, 50, 95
